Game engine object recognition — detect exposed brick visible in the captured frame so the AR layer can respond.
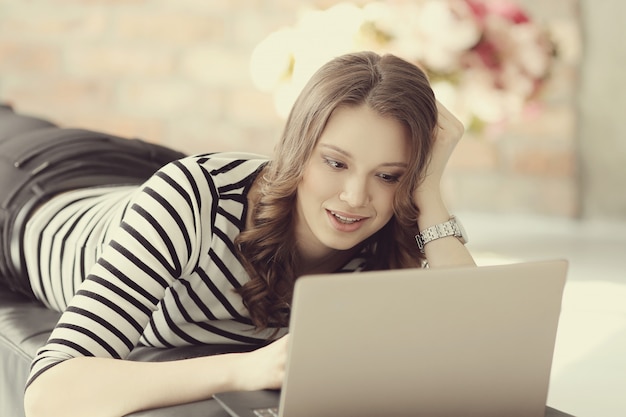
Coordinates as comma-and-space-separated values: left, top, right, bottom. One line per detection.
37, 0, 147, 4
510, 147, 577, 178
56, 112, 166, 145
65, 45, 175, 77
0, 8, 107, 39
113, 12, 225, 44
2, 77, 113, 113
225, 89, 283, 127
116, 80, 201, 116
448, 134, 500, 172
180, 46, 251, 87
238, 126, 281, 156
228, 6, 300, 46
166, 118, 278, 156
0, 41, 62, 73
506, 105, 577, 142
165, 116, 228, 155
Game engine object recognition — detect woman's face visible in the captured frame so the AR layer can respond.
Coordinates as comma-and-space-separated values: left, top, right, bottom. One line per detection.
295, 103, 410, 258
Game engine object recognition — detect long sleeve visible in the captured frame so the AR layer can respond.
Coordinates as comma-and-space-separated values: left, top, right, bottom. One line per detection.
26, 157, 207, 385
26, 153, 278, 388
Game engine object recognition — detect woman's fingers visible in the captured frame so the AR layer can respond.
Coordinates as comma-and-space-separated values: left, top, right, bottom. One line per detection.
234, 334, 290, 391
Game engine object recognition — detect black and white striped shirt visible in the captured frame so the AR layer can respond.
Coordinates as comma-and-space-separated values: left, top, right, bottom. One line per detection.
25, 152, 366, 386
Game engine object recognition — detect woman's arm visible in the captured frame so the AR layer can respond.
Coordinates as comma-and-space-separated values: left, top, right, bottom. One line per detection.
24, 157, 288, 417
414, 100, 476, 268
24, 335, 288, 417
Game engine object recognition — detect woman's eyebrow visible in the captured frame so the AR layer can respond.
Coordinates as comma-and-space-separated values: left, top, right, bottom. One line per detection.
319, 143, 408, 168
319, 143, 351, 157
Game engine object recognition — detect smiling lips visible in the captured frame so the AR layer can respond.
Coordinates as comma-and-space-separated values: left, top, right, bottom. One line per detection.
327, 210, 368, 232
330, 211, 363, 224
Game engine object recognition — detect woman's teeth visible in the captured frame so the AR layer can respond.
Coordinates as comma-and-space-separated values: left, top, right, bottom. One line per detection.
331, 211, 361, 224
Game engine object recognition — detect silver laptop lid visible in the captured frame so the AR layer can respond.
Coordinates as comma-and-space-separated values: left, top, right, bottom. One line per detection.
279, 260, 568, 417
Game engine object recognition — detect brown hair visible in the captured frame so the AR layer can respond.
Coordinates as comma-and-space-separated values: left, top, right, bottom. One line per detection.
235, 51, 438, 330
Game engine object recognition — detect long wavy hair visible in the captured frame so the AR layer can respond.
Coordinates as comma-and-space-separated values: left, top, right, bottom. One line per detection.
235, 51, 438, 330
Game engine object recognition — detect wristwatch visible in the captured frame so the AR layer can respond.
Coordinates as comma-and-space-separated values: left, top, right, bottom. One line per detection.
415, 215, 468, 254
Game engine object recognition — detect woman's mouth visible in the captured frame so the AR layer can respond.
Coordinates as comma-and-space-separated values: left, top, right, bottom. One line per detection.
330, 211, 363, 224
326, 210, 368, 233
329, 211, 364, 225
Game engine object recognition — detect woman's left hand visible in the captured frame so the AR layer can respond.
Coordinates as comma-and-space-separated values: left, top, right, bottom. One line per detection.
411, 100, 475, 268
415, 99, 464, 198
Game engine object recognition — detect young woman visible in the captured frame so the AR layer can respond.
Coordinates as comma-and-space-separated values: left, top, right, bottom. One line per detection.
0, 51, 474, 417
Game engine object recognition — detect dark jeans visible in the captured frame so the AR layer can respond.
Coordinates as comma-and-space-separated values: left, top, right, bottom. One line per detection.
0, 105, 185, 297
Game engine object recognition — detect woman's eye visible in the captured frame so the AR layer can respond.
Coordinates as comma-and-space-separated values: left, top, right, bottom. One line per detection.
324, 158, 346, 170
378, 173, 400, 183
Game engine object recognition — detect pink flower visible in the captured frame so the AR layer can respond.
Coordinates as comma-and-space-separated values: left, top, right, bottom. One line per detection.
252, 0, 557, 129
464, 0, 489, 21
488, 0, 530, 24
464, 0, 529, 25
472, 39, 501, 71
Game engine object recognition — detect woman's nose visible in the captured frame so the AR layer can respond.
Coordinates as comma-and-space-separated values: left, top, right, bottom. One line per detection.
339, 176, 370, 207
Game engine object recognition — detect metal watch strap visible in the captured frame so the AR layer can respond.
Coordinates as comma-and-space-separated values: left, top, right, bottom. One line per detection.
415, 217, 462, 254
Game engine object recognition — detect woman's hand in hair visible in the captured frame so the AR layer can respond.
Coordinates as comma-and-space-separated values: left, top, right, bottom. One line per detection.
232, 334, 289, 392
412, 99, 464, 220
418, 99, 464, 194
412, 100, 475, 268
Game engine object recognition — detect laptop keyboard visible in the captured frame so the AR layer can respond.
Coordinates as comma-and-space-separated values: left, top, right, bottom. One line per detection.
253, 407, 279, 417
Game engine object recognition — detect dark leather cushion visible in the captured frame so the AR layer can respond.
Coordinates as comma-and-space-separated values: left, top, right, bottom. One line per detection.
0, 104, 57, 142
0, 283, 58, 417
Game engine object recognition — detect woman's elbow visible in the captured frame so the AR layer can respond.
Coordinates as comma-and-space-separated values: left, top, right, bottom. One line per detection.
24, 369, 72, 417
24, 380, 47, 417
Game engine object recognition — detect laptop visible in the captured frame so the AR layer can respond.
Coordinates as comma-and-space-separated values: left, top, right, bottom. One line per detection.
214, 260, 568, 417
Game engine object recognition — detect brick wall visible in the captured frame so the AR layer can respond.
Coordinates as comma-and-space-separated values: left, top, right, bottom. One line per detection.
0, 0, 582, 217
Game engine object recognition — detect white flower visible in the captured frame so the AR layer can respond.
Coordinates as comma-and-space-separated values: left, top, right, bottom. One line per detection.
249, 0, 557, 130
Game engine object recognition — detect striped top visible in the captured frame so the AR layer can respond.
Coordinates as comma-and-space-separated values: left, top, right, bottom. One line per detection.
23, 152, 367, 387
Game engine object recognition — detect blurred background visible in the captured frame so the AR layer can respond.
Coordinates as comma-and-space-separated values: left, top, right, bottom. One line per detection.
0, 0, 623, 219
0, 1, 624, 416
